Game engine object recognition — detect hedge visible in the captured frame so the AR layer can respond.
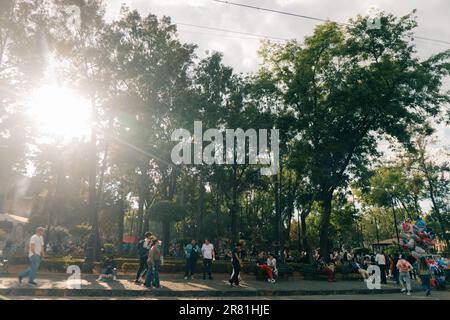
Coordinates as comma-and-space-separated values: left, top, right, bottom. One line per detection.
9, 256, 358, 276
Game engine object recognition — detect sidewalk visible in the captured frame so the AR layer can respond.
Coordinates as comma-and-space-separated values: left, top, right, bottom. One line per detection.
0, 272, 429, 297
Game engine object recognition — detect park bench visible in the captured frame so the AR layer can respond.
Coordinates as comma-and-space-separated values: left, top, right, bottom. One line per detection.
300, 264, 363, 281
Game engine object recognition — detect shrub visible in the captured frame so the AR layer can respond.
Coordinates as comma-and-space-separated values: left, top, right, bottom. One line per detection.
0, 221, 13, 233
0, 228, 7, 241
352, 247, 371, 256
102, 243, 116, 255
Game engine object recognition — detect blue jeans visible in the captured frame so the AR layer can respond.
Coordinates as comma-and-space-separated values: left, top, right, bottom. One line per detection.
420, 275, 431, 292
145, 261, 160, 288
20, 254, 41, 283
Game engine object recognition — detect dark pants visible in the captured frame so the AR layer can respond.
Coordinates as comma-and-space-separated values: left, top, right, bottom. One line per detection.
420, 274, 431, 293
145, 261, 160, 288
379, 265, 387, 284
185, 258, 197, 277
203, 259, 213, 279
229, 263, 240, 285
409, 269, 417, 280
136, 255, 148, 281
394, 268, 400, 284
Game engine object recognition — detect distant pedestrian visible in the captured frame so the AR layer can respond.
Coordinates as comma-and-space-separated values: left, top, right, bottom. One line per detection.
184, 239, 200, 280
375, 251, 387, 284
397, 254, 413, 295
418, 256, 432, 296
19, 227, 45, 286
135, 232, 153, 284
229, 243, 243, 287
393, 254, 400, 284
201, 239, 215, 280
145, 238, 162, 289
406, 254, 417, 280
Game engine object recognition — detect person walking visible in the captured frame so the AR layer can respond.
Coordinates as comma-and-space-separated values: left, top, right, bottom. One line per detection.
406, 253, 417, 280
397, 254, 413, 295
184, 239, 200, 280
145, 238, 162, 289
201, 239, 215, 280
229, 243, 243, 287
418, 256, 432, 296
375, 251, 387, 284
19, 227, 45, 286
135, 232, 153, 284
393, 254, 400, 284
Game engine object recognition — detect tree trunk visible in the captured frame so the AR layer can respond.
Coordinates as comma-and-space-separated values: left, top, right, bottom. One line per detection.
273, 174, 281, 258
162, 221, 170, 256
300, 209, 313, 264
319, 192, 333, 262
230, 165, 238, 244
116, 198, 125, 255
87, 129, 100, 261
197, 171, 205, 240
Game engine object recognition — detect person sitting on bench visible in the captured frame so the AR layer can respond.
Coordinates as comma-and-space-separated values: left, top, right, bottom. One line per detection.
97, 255, 117, 281
267, 253, 278, 282
256, 251, 275, 283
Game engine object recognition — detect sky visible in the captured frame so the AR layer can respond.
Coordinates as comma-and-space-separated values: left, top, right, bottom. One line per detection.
102, 0, 449, 156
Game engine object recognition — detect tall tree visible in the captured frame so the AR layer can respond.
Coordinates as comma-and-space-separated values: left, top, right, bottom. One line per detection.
258, 12, 450, 260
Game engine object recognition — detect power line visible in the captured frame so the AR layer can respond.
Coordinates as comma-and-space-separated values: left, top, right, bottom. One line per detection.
414, 36, 450, 46
213, 0, 450, 46
213, 0, 349, 25
175, 22, 289, 42
178, 29, 280, 42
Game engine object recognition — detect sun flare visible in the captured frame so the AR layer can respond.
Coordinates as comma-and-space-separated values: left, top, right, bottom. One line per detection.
28, 85, 92, 140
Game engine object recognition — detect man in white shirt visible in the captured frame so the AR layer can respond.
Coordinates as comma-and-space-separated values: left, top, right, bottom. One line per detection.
19, 227, 45, 285
201, 239, 215, 280
375, 251, 387, 284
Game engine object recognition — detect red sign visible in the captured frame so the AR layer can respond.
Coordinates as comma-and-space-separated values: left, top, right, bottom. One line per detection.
123, 235, 136, 244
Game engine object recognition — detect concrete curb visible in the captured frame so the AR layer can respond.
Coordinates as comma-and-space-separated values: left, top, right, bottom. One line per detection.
0, 287, 405, 298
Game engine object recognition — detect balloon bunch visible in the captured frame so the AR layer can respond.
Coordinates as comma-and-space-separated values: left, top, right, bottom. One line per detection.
399, 218, 436, 257
427, 256, 449, 275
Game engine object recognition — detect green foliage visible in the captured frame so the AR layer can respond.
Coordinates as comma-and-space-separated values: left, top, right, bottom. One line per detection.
69, 224, 92, 242
150, 201, 185, 223
351, 247, 371, 256
0, 221, 13, 233
48, 226, 69, 245
1, 2, 449, 258
0, 228, 7, 241
102, 243, 116, 256
26, 216, 47, 234
384, 245, 401, 256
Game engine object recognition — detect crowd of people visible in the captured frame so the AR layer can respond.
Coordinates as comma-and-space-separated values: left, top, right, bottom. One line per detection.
15, 227, 448, 297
